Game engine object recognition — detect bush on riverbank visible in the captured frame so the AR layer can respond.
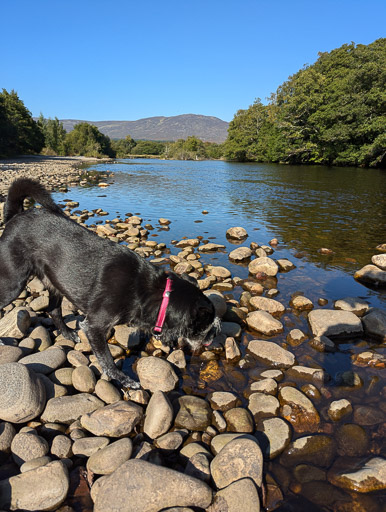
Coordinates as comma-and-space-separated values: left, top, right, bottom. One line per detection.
224, 38, 386, 168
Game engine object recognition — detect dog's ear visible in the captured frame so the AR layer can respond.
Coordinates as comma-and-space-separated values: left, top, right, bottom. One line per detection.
180, 273, 199, 287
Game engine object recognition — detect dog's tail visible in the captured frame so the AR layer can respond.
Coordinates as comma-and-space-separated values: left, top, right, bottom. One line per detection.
4, 178, 64, 223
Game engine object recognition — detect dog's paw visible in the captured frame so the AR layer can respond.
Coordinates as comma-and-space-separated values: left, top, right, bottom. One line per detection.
121, 376, 141, 390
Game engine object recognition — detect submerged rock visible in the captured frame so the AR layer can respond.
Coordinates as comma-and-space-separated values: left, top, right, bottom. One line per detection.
247, 340, 295, 368
308, 309, 363, 338
361, 308, 386, 341
328, 457, 386, 493
246, 311, 284, 336
355, 264, 386, 287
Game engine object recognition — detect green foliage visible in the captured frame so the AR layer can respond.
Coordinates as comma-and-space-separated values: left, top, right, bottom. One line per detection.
0, 89, 44, 157
132, 140, 165, 155
165, 136, 223, 160
225, 38, 386, 167
37, 115, 67, 155
111, 135, 137, 157
64, 122, 115, 158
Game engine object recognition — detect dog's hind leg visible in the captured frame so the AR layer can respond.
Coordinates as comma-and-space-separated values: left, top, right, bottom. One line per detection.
84, 321, 140, 389
0, 257, 30, 311
46, 294, 80, 343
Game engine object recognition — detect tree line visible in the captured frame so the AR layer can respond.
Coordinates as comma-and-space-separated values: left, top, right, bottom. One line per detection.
1, 38, 384, 166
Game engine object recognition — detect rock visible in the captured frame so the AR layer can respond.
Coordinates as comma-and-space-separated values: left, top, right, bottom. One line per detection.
180, 442, 212, 460
0, 307, 30, 339
175, 395, 212, 431
248, 257, 278, 276
280, 435, 336, 468
199, 360, 223, 383
0, 345, 23, 364
226, 227, 248, 240
81, 400, 143, 437
308, 309, 363, 338
203, 290, 227, 317
39, 374, 67, 400
0, 422, 16, 455
353, 405, 385, 426
18, 347, 67, 375
29, 294, 50, 312
94, 379, 121, 404
207, 266, 231, 279
247, 340, 295, 368
136, 356, 178, 393
309, 335, 336, 352
94, 459, 213, 512
246, 311, 284, 336
212, 478, 261, 512
50, 434, 72, 459
20, 455, 53, 473
174, 262, 194, 274
114, 325, 141, 348
328, 399, 353, 421
279, 386, 320, 433
248, 393, 280, 420
224, 407, 254, 433
294, 464, 326, 483
158, 218, 171, 225
249, 297, 285, 317
249, 378, 277, 395
336, 370, 363, 389
286, 365, 325, 383
277, 259, 296, 271
355, 264, 386, 287
72, 436, 110, 457
30, 325, 52, 351
0, 363, 46, 423
257, 417, 292, 459
221, 322, 241, 339
336, 424, 369, 457
184, 452, 211, 482
198, 243, 226, 252
41, 393, 104, 424
208, 392, 241, 412
225, 337, 241, 362
286, 329, 307, 345
87, 438, 133, 475
289, 295, 314, 311
176, 238, 200, 248
372, 253, 386, 270
72, 365, 97, 393
259, 369, 284, 381
361, 308, 386, 341
328, 457, 386, 493
167, 349, 187, 369
210, 437, 263, 489
334, 297, 369, 316
0, 460, 69, 511
154, 431, 184, 450
143, 391, 173, 439
229, 247, 252, 262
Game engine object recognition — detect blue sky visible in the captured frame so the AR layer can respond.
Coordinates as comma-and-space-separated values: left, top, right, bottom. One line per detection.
1, 0, 385, 122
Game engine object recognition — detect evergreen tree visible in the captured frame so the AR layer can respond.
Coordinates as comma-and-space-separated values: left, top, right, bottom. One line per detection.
64, 122, 115, 157
37, 115, 67, 155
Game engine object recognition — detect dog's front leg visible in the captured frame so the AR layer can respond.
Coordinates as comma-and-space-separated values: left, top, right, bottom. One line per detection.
85, 322, 140, 390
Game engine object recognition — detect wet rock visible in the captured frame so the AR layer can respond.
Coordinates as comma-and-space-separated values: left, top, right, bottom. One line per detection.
207, 265, 231, 279
176, 238, 200, 248
136, 356, 178, 393
336, 370, 363, 389
0, 363, 46, 423
286, 329, 307, 345
248, 393, 280, 420
199, 242, 226, 252
175, 395, 212, 431
72, 436, 110, 457
336, 424, 369, 457
355, 264, 386, 287
328, 457, 386, 493
246, 311, 284, 336
247, 340, 295, 368
229, 247, 252, 262
221, 322, 242, 338
328, 399, 353, 421
114, 325, 141, 348
249, 296, 285, 316
257, 417, 292, 459
224, 407, 254, 433
294, 464, 326, 483
277, 259, 296, 271
212, 478, 261, 512
204, 290, 227, 317
260, 369, 284, 381
299, 481, 349, 508
280, 435, 336, 468
211, 437, 263, 489
289, 295, 314, 311
308, 309, 363, 338
0, 307, 30, 339
309, 335, 336, 352
199, 359, 223, 383
361, 308, 386, 341
167, 349, 187, 369
286, 365, 325, 383
87, 438, 133, 475
94, 459, 213, 512
41, 393, 104, 424
353, 405, 385, 426
226, 227, 248, 240
334, 297, 369, 316
249, 377, 278, 395
279, 387, 320, 433
372, 253, 386, 270
19, 347, 67, 375
225, 337, 241, 361
208, 392, 241, 412
248, 257, 278, 276
0, 460, 69, 511
81, 400, 143, 437
143, 390, 173, 439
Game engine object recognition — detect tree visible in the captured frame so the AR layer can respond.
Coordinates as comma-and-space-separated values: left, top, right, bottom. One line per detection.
111, 135, 137, 157
0, 89, 44, 157
132, 140, 165, 156
37, 115, 67, 155
64, 122, 115, 157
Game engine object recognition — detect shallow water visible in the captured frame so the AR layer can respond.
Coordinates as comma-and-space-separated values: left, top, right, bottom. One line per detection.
52, 159, 386, 511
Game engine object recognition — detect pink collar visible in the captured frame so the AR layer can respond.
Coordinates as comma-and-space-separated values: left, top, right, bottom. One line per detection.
153, 277, 173, 337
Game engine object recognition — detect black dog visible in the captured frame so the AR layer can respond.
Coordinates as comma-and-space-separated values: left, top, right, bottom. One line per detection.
0, 178, 219, 388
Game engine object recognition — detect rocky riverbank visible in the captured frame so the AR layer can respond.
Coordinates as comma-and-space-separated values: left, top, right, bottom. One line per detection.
0, 167, 385, 511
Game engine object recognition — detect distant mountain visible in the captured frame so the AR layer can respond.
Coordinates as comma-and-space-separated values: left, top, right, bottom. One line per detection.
58, 114, 229, 143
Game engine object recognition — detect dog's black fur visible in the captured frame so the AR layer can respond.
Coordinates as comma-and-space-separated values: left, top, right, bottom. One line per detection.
0, 178, 219, 388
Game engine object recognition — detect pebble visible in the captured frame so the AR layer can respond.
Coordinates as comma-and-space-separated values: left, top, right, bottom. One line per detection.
94, 379, 122, 403
0, 345, 24, 363
136, 356, 178, 392
29, 325, 53, 351
328, 457, 386, 493
0, 307, 30, 339
143, 390, 173, 439
0, 460, 69, 511
308, 309, 363, 338
87, 438, 133, 475
309, 335, 336, 352
211, 437, 263, 489
228, 246, 252, 262
20, 455, 52, 473
18, 347, 67, 374
248, 393, 280, 420
354, 264, 386, 286
371, 253, 386, 269
154, 431, 184, 450
248, 257, 279, 276
213, 478, 261, 512
276, 259, 296, 271
72, 436, 110, 457
289, 295, 314, 310
334, 296, 369, 316
0, 363, 46, 423
226, 227, 248, 240
72, 365, 97, 392
280, 435, 336, 468
246, 311, 284, 336
249, 378, 278, 395
247, 340, 295, 368
11, 431, 49, 466
249, 296, 285, 316
184, 452, 211, 482
361, 307, 386, 340
174, 395, 212, 431
208, 392, 241, 412
279, 386, 320, 432
167, 349, 187, 369
327, 399, 353, 421
41, 393, 104, 424
224, 407, 254, 433
51, 434, 73, 459
257, 417, 292, 458
80, 400, 143, 437
94, 459, 213, 512
286, 329, 307, 345
203, 290, 227, 317
0, 421, 16, 454
335, 424, 369, 457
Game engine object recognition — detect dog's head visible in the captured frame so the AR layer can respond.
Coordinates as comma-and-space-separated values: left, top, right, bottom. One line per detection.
159, 273, 220, 351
